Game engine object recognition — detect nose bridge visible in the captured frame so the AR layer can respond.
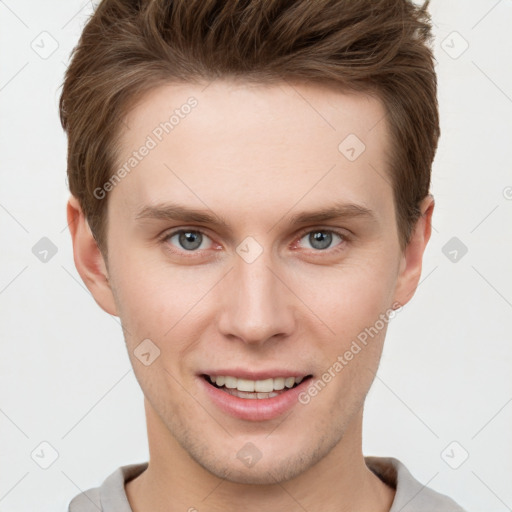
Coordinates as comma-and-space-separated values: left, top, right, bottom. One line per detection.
218, 250, 294, 345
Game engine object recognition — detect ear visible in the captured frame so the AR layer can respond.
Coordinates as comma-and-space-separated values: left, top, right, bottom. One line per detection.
67, 196, 118, 316
393, 195, 435, 307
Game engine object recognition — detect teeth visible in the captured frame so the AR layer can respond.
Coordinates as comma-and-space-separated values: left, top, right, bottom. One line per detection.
224, 376, 237, 389
208, 375, 306, 392
285, 377, 295, 388
273, 377, 285, 390
254, 378, 273, 393
237, 378, 255, 392
223, 388, 280, 399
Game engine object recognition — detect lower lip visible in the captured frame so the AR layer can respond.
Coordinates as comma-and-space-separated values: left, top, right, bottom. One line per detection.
199, 376, 311, 421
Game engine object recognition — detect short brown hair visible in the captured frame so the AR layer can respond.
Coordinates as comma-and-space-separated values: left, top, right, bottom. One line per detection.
60, 0, 439, 254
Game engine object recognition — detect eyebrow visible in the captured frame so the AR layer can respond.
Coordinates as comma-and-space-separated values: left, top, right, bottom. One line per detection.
135, 201, 377, 227
135, 204, 229, 227
287, 202, 376, 226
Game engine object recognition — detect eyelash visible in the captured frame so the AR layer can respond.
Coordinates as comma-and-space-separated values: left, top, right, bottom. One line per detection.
158, 227, 350, 259
293, 227, 349, 254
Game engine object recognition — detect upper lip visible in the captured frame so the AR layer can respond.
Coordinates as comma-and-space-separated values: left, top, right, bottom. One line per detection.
200, 369, 311, 380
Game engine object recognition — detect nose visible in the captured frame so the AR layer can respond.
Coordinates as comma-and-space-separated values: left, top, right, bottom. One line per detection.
217, 253, 296, 346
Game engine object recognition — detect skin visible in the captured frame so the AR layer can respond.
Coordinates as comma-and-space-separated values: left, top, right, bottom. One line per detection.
68, 80, 434, 512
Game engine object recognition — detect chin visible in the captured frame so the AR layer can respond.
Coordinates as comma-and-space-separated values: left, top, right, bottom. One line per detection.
184, 430, 343, 486
199, 453, 313, 485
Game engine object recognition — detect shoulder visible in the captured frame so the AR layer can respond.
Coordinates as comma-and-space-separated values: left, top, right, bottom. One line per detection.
365, 456, 467, 512
68, 487, 101, 512
67, 463, 148, 512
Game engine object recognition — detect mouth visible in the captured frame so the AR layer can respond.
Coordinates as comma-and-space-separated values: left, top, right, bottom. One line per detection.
201, 374, 312, 399
198, 368, 314, 420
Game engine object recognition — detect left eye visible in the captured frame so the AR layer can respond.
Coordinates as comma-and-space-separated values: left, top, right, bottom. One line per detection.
299, 230, 343, 250
167, 230, 213, 251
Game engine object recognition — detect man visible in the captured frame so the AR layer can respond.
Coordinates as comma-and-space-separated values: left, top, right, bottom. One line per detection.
61, 0, 466, 510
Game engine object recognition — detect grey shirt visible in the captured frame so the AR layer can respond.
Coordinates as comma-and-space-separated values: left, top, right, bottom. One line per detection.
68, 456, 466, 511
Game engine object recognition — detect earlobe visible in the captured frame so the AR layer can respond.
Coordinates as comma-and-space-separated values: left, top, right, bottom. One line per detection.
67, 196, 118, 316
393, 195, 435, 307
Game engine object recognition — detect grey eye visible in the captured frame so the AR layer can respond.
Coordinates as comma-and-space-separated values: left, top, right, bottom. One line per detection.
301, 230, 342, 250
169, 231, 208, 251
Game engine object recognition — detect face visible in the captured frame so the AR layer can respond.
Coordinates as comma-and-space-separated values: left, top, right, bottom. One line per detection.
78, 80, 424, 484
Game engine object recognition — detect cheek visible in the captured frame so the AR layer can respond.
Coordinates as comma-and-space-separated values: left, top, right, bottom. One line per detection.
109, 252, 219, 345
307, 255, 398, 404
296, 253, 398, 345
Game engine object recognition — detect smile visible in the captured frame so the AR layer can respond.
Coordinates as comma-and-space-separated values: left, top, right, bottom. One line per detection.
205, 375, 306, 399
200, 372, 313, 421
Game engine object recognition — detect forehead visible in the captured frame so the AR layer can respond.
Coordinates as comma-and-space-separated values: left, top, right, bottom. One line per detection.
111, 80, 393, 228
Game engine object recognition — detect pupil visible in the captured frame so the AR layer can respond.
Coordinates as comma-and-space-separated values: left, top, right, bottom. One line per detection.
179, 231, 202, 250
309, 231, 332, 250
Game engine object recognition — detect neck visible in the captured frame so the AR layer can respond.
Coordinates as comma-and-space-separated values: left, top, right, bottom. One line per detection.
126, 400, 395, 512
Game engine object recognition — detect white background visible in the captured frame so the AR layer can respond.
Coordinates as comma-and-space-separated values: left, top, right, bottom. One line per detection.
1, 1, 511, 511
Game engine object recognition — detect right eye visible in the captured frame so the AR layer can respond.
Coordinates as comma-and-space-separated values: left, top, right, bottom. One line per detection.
165, 230, 214, 252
